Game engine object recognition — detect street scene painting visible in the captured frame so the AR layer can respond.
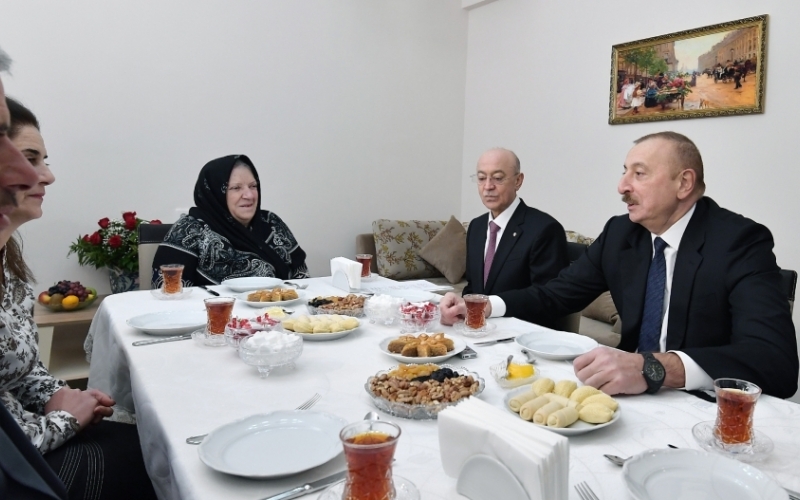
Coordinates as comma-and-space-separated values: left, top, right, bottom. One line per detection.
609, 15, 767, 124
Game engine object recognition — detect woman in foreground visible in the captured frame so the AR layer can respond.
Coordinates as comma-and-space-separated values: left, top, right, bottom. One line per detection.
152, 154, 309, 286
0, 97, 156, 499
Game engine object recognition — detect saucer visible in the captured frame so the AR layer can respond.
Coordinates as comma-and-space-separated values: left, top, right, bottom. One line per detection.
692, 421, 774, 463
318, 475, 420, 500
150, 287, 193, 300
454, 321, 497, 338
191, 329, 227, 347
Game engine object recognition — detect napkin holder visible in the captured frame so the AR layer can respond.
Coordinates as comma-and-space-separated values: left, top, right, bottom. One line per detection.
332, 270, 360, 292
457, 454, 530, 500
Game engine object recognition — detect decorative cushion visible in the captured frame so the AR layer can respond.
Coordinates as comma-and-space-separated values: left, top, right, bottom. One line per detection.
582, 291, 619, 325
372, 219, 448, 280
418, 216, 467, 284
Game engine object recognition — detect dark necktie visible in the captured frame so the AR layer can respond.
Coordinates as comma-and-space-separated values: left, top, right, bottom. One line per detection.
638, 237, 668, 353
483, 221, 500, 287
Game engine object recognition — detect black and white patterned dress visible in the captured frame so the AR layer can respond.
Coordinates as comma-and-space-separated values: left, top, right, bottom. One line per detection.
0, 255, 77, 453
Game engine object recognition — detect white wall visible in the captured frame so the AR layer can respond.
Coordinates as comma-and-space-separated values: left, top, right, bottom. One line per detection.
462, 0, 800, 400
0, 0, 468, 292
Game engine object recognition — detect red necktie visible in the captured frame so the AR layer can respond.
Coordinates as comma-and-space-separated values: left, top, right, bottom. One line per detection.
484, 221, 500, 287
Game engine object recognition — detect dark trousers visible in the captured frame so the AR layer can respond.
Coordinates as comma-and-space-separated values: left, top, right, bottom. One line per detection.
44, 422, 156, 500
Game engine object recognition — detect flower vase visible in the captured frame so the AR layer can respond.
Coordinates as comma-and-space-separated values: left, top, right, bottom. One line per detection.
107, 266, 140, 294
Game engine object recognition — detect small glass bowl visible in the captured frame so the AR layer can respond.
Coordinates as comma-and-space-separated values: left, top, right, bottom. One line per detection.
489, 359, 538, 388
397, 302, 440, 333
364, 295, 404, 326
224, 327, 256, 349
238, 334, 303, 378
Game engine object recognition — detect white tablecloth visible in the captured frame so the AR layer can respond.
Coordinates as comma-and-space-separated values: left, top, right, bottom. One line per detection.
85, 277, 800, 500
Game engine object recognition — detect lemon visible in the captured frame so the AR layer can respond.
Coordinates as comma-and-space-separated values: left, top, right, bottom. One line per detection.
62, 295, 80, 310
507, 363, 534, 379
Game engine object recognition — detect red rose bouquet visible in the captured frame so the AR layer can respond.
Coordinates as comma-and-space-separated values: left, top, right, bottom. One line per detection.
68, 211, 162, 273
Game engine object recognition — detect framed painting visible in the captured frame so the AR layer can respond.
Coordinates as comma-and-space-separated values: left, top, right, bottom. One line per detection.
609, 15, 767, 124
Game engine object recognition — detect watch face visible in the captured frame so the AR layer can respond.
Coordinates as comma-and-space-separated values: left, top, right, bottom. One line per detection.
645, 359, 666, 381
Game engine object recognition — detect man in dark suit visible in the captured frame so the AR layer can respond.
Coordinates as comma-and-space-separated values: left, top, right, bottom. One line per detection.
442, 132, 798, 398
441, 148, 568, 328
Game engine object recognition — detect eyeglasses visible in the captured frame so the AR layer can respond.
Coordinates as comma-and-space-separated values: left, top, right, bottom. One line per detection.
470, 173, 517, 186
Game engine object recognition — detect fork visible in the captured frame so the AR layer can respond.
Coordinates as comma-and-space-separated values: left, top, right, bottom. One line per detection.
575, 481, 600, 500
185, 392, 321, 444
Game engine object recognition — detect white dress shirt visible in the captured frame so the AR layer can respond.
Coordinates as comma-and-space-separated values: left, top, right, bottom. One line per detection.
484, 196, 520, 314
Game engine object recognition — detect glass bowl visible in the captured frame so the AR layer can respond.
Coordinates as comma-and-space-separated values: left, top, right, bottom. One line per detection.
39, 293, 98, 312
364, 364, 484, 419
397, 302, 440, 333
238, 333, 303, 378
224, 316, 276, 348
489, 358, 538, 388
363, 295, 404, 326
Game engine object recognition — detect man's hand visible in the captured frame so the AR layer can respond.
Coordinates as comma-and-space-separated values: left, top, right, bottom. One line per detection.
439, 292, 466, 325
574, 347, 685, 395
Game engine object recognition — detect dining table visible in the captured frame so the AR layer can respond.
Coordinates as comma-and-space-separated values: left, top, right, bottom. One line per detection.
83, 276, 800, 500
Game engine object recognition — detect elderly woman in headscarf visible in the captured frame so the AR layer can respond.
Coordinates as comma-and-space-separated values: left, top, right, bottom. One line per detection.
152, 154, 309, 287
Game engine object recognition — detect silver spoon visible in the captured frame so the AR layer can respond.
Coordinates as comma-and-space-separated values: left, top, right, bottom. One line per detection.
605, 445, 679, 466
505, 354, 514, 378
520, 348, 537, 364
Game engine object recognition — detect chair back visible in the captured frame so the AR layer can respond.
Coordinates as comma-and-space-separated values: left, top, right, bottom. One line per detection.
138, 223, 172, 290
780, 269, 797, 314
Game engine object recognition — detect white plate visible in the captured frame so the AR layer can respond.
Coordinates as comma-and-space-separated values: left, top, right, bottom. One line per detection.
503, 386, 620, 435
623, 448, 787, 500
126, 311, 208, 336
378, 335, 466, 364
381, 289, 438, 303
198, 411, 347, 478
515, 331, 598, 360
283, 315, 360, 341
236, 290, 305, 307
221, 277, 283, 292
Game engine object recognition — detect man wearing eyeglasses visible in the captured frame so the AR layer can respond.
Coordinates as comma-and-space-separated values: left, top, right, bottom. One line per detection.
441, 148, 569, 329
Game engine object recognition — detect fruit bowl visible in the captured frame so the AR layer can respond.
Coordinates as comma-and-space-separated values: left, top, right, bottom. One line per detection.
38, 280, 98, 312
39, 293, 98, 312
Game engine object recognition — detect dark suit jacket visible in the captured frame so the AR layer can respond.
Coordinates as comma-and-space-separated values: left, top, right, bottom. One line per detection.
464, 200, 569, 328
499, 197, 799, 398
0, 401, 67, 500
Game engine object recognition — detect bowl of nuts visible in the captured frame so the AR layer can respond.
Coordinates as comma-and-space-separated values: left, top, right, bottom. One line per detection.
306, 294, 366, 317
365, 363, 484, 419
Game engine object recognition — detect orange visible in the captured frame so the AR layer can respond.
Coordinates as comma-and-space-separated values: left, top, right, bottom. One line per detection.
62, 295, 80, 310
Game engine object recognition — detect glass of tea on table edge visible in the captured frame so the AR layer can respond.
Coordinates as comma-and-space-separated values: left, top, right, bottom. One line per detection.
713, 378, 761, 449
204, 297, 235, 335
160, 263, 185, 294
340, 420, 401, 500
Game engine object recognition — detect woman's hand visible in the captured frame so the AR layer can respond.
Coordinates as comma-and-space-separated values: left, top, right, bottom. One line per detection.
44, 388, 116, 430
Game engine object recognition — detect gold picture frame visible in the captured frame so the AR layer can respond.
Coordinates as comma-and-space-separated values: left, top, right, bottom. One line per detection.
609, 15, 767, 124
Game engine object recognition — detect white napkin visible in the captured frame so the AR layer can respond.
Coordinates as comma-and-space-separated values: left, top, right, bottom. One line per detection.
439, 397, 568, 500
330, 257, 362, 290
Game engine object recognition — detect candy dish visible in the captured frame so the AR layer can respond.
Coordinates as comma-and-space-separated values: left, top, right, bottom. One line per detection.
364, 295, 404, 326
365, 364, 484, 420
238, 332, 303, 378
397, 301, 440, 333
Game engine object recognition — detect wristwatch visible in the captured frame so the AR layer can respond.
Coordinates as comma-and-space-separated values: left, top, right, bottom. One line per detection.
641, 353, 666, 394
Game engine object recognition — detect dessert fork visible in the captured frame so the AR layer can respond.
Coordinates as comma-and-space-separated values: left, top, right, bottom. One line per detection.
574, 481, 600, 500
185, 392, 321, 444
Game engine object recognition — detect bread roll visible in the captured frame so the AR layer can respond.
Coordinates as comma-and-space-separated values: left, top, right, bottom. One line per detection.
547, 406, 580, 428
519, 396, 551, 421
581, 393, 619, 412
554, 380, 578, 398
531, 378, 555, 396
533, 401, 564, 425
508, 390, 538, 412
579, 403, 615, 424
542, 393, 582, 410
569, 386, 602, 403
